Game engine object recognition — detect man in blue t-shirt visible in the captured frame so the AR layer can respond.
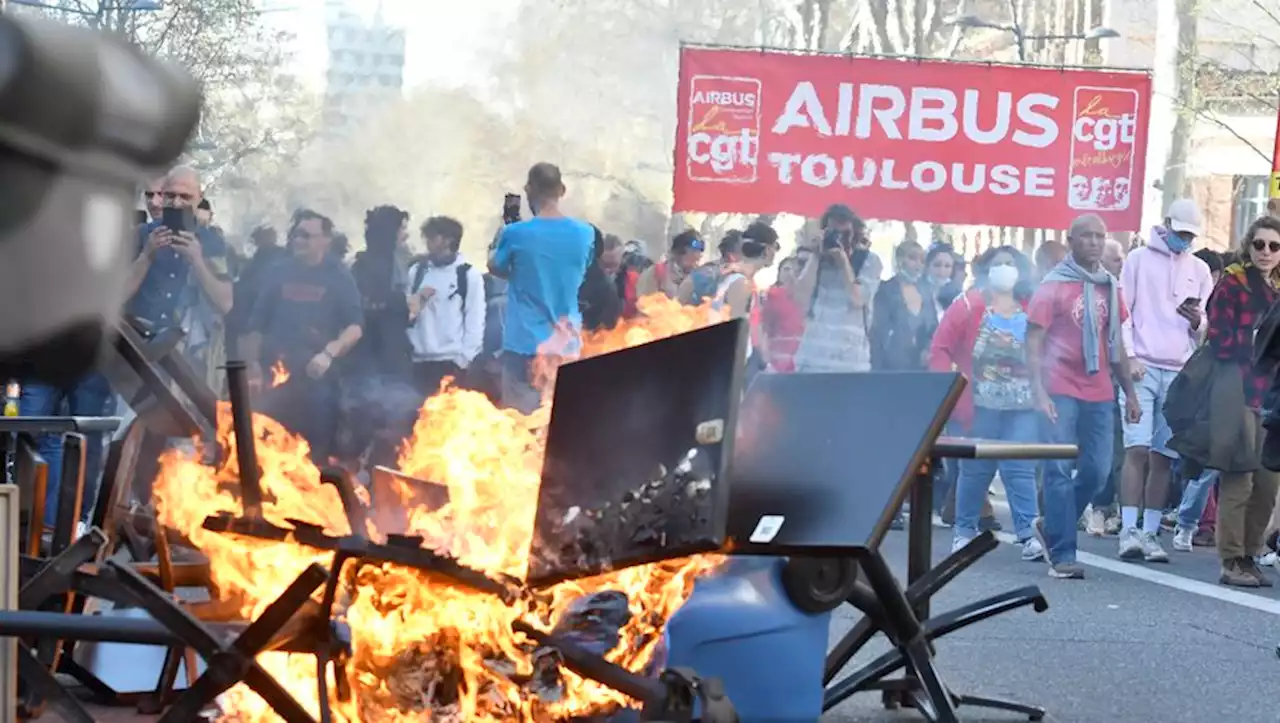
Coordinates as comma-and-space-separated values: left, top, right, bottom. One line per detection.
488, 162, 594, 414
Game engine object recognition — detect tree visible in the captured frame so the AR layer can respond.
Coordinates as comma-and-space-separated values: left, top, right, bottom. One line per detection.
9, 0, 316, 192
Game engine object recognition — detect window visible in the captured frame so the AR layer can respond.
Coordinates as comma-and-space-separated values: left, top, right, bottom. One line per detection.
1233, 175, 1269, 243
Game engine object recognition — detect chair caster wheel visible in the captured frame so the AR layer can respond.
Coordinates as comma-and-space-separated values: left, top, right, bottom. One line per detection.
880, 689, 904, 710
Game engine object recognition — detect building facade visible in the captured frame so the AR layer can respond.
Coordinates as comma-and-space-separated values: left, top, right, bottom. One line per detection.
1105, 0, 1279, 248
322, 6, 406, 135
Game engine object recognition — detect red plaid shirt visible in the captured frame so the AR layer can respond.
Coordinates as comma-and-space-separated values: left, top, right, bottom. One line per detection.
1206, 263, 1278, 408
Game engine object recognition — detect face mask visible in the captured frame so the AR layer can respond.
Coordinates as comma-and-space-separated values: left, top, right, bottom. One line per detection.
899, 269, 921, 284
987, 263, 1019, 291
1165, 228, 1191, 254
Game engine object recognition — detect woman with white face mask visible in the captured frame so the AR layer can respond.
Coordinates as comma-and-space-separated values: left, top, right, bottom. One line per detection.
929, 246, 1044, 562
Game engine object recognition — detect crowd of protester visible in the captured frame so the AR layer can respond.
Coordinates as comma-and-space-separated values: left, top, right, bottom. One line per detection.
16, 158, 1280, 588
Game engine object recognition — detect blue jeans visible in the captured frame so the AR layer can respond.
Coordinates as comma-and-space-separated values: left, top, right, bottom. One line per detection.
1176, 469, 1219, 530
955, 408, 1040, 541
20, 374, 114, 526
500, 352, 541, 415
1040, 395, 1115, 565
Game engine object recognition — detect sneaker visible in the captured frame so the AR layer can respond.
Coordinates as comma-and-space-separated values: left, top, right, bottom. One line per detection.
1140, 531, 1170, 563
1103, 515, 1122, 536
1021, 537, 1046, 562
1220, 558, 1261, 588
1048, 561, 1085, 579
1161, 510, 1178, 532
1192, 529, 1216, 547
932, 513, 952, 529
1031, 517, 1052, 562
1172, 526, 1195, 552
951, 534, 974, 554
1260, 551, 1279, 567
1084, 507, 1106, 537
1118, 527, 1144, 561
890, 513, 905, 531
1244, 557, 1275, 587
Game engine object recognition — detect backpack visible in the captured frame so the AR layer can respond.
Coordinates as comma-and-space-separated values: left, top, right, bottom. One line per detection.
688, 264, 721, 305
410, 260, 472, 317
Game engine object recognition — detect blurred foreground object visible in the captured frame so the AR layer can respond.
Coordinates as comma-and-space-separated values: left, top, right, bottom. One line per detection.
0, 13, 200, 386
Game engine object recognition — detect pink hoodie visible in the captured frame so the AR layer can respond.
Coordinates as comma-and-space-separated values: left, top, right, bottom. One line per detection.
1119, 227, 1215, 371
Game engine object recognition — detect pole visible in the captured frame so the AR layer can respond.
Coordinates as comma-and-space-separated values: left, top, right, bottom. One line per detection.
1270, 91, 1280, 203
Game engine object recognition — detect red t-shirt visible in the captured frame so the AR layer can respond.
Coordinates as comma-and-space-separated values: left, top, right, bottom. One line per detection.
761, 286, 805, 373
1027, 280, 1129, 403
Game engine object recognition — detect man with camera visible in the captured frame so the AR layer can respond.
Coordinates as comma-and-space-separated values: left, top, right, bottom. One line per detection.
789, 203, 883, 373
124, 165, 233, 386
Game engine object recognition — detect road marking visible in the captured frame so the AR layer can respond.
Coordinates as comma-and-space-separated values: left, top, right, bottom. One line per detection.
991, 530, 1280, 616
979, 492, 1280, 615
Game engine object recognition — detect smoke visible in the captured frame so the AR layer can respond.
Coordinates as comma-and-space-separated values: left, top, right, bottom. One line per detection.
218, 0, 809, 259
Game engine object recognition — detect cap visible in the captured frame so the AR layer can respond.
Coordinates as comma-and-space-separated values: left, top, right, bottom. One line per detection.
1166, 198, 1203, 237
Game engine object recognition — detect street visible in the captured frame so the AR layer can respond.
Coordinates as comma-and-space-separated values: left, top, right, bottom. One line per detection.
826, 493, 1280, 722
33, 495, 1280, 723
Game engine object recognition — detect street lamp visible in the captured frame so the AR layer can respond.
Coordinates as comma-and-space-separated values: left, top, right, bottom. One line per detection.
949, 12, 1120, 62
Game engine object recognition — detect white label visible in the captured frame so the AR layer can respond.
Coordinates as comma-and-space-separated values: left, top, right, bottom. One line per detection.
749, 515, 785, 544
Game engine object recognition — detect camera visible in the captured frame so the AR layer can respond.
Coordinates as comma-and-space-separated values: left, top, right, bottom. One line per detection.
0, 14, 199, 386
822, 227, 848, 251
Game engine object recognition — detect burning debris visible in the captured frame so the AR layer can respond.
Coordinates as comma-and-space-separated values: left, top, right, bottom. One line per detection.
545, 447, 720, 581
150, 297, 730, 722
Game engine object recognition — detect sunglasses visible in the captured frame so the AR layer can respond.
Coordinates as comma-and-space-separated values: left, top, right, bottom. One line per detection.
688, 238, 706, 252
1252, 239, 1280, 253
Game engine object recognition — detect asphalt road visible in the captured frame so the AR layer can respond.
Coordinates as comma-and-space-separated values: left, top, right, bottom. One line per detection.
825, 495, 1280, 722
33, 492, 1280, 722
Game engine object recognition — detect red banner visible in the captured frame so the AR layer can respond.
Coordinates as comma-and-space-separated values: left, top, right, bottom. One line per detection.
673, 47, 1152, 231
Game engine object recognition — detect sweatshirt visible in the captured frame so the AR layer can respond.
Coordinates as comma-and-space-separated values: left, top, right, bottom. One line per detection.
406, 256, 485, 369
1119, 227, 1214, 371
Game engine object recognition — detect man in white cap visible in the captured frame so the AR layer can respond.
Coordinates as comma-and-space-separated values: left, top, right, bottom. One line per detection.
1115, 198, 1215, 562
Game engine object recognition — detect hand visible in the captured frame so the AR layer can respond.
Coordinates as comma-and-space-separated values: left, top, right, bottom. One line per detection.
407, 294, 423, 320
1124, 394, 1143, 425
306, 351, 332, 379
1177, 301, 1202, 330
144, 226, 172, 257
1128, 359, 1147, 382
170, 231, 201, 260
247, 361, 264, 394
417, 286, 437, 302
1036, 388, 1058, 424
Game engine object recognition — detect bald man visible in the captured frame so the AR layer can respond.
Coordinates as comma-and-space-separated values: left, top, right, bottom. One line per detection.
1102, 238, 1125, 278
1028, 214, 1142, 580
124, 165, 233, 380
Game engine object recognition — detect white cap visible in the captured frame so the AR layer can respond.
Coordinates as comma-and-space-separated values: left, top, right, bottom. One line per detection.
1166, 198, 1203, 237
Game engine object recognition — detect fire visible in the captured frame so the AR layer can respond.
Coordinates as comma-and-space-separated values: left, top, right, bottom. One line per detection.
271, 361, 290, 388
152, 293, 728, 722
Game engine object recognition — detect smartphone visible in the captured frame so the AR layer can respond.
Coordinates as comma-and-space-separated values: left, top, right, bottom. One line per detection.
161, 206, 192, 233
135, 210, 149, 225
1181, 297, 1201, 308
502, 193, 522, 226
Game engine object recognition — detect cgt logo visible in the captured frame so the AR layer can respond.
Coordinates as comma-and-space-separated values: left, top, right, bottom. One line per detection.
686, 75, 762, 183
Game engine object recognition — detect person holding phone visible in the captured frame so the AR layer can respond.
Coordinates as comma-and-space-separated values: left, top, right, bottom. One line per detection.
123, 166, 232, 380
1114, 199, 1215, 563
487, 162, 593, 415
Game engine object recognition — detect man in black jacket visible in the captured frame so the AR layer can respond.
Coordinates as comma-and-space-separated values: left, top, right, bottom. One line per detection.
226, 225, 286, 359
579, 226, 623, 331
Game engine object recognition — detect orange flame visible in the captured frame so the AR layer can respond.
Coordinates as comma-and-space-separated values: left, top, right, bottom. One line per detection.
152, 293, 729, 722
271, 361, 290, 388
